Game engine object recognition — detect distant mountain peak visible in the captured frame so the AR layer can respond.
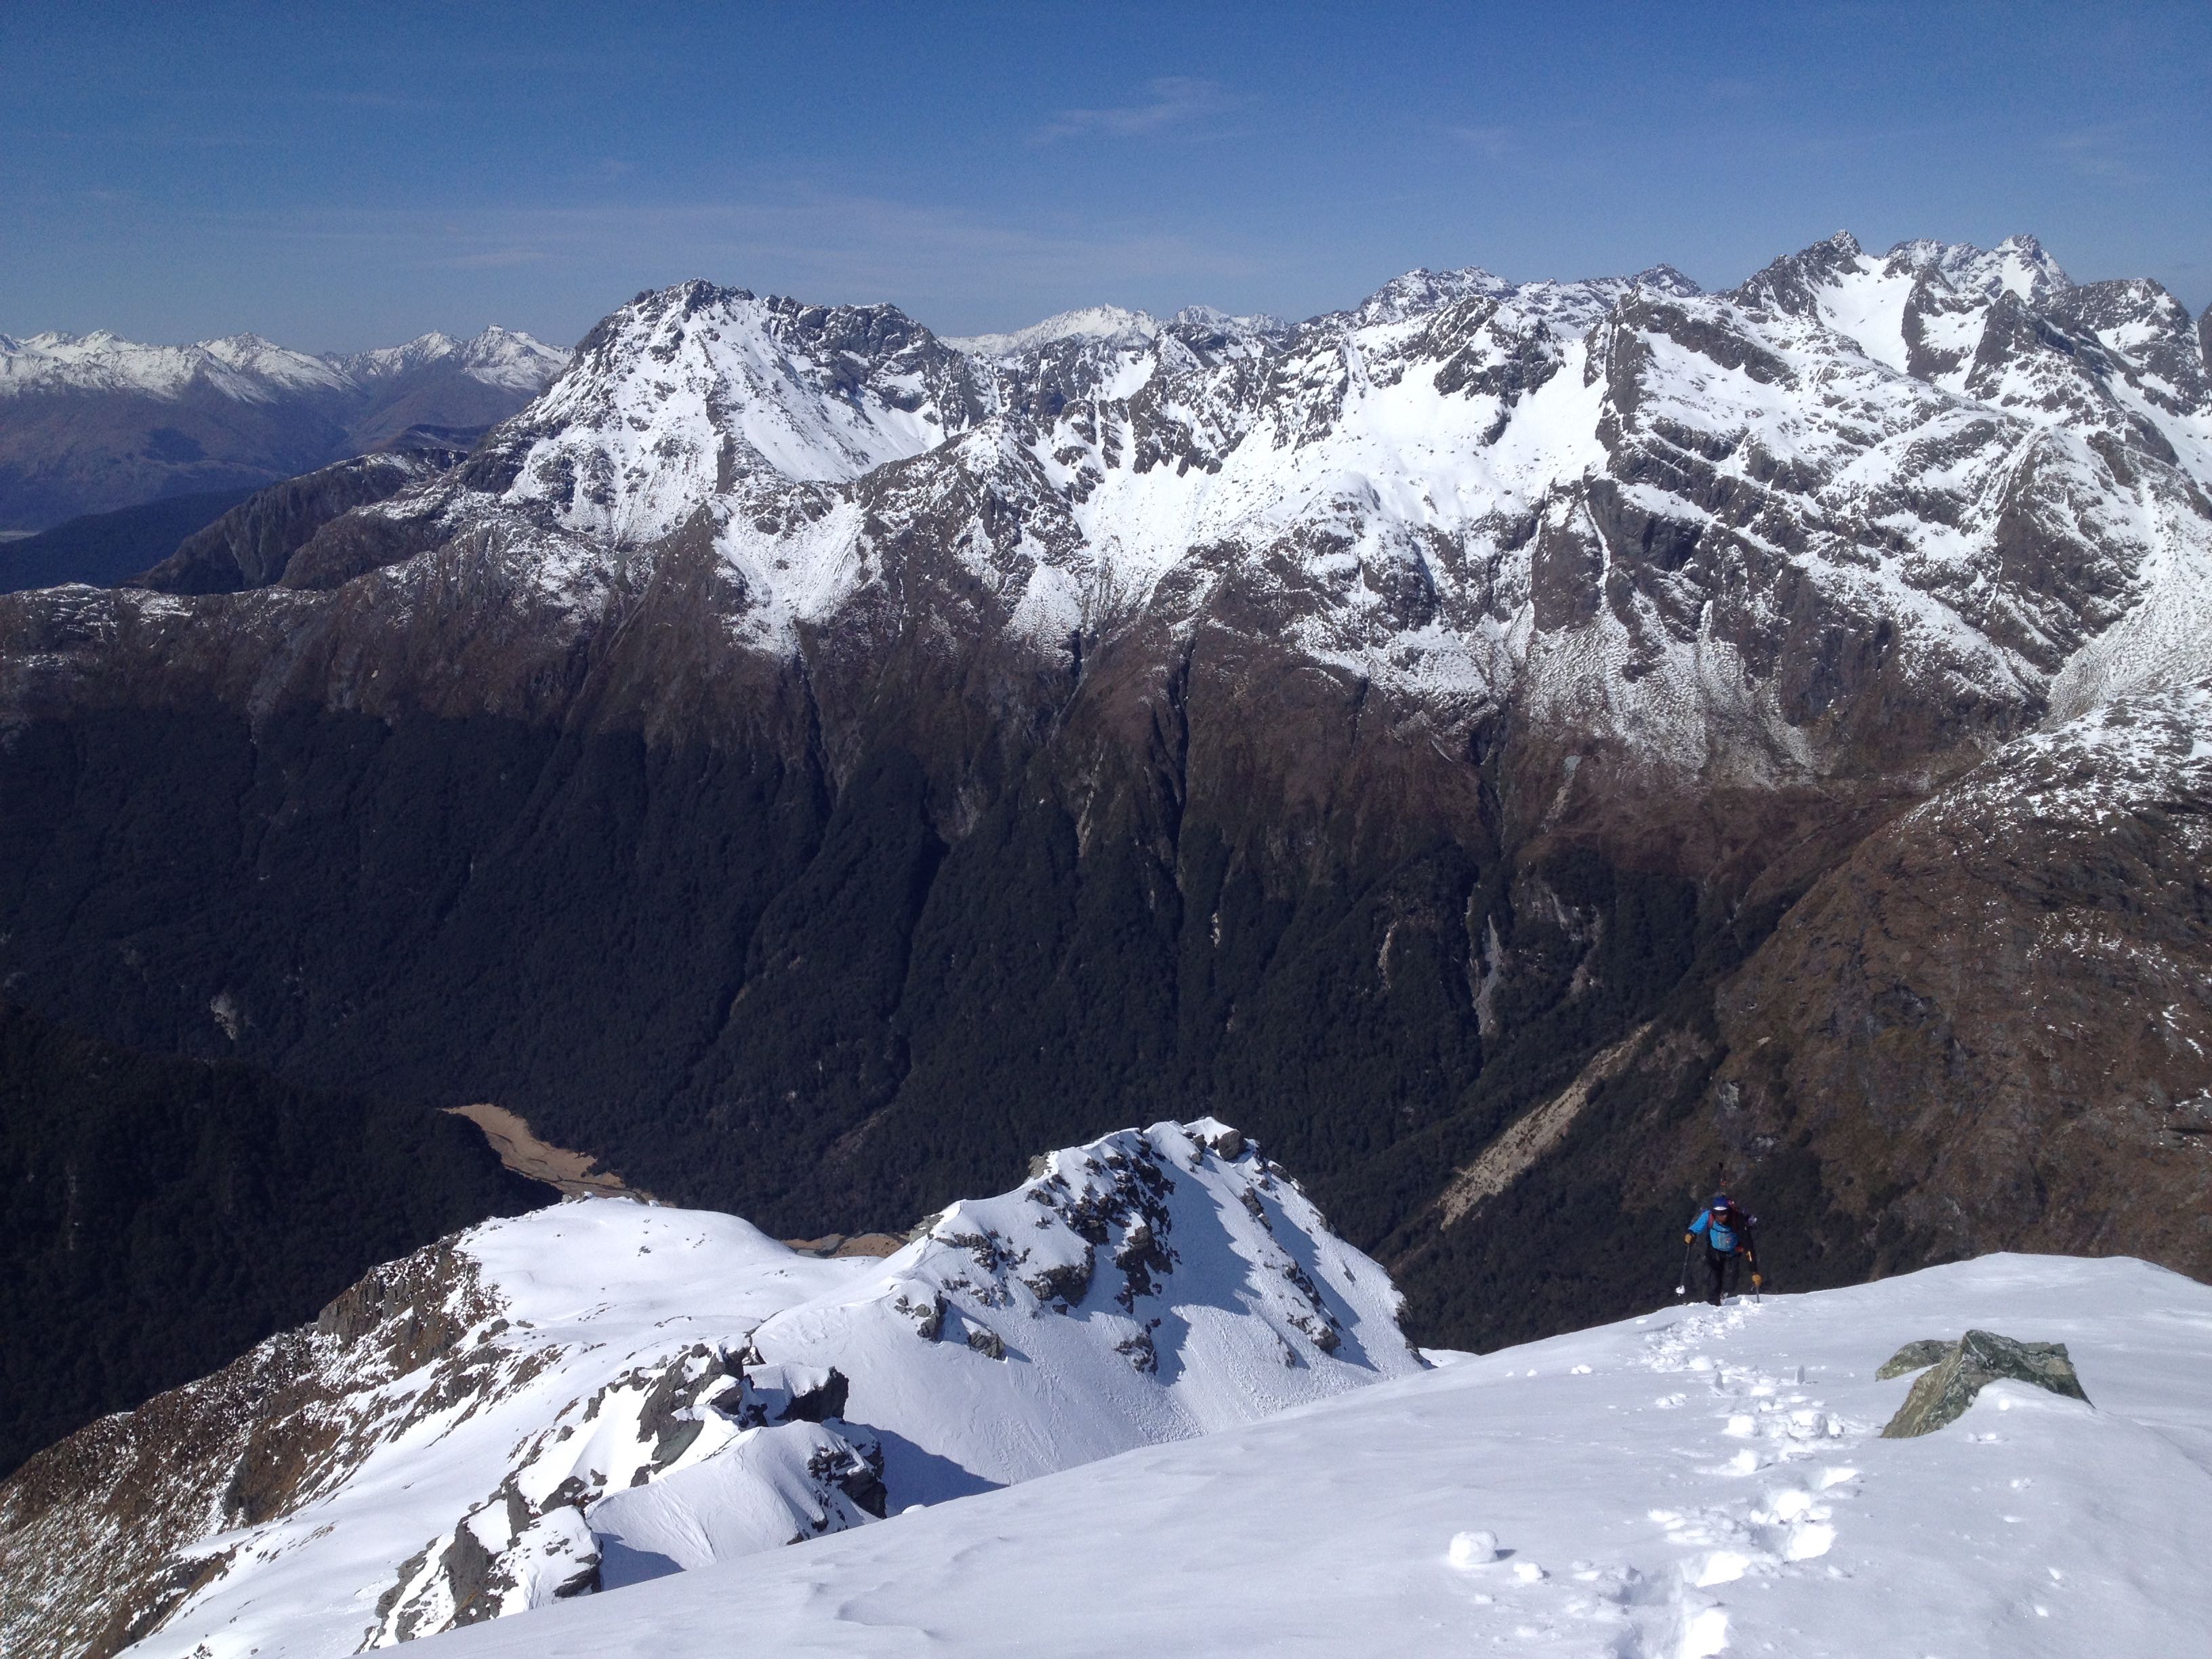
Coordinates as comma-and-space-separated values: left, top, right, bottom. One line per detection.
945, 304, 1166, 359
1887, 233, 2071, 304
1170, 302, 1292, 335
1627, 263, 1702, 296
1347, 265, 1514, 325
0, 323, 573, 529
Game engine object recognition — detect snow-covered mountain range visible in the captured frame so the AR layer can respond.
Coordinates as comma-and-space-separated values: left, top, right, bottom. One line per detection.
208, 228, 2206, 783
0, 230, 2206, 1404
0, 326, 567, 530
0, 325, 564, 405
0, 1120, 1418, 1658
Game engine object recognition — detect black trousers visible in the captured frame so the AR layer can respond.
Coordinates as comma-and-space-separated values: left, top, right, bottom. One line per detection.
1702, 1247, 1742, 1306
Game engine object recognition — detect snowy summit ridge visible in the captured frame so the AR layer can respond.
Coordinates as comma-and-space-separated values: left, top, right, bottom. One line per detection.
0, 1119, 1420, 1659
422, 1253, 2212, 1659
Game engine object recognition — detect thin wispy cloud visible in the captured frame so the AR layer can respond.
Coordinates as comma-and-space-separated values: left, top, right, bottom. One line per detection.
2046, 122, 2143, 182
1033, 77, 1247, 144
1447, 125, 1513, 159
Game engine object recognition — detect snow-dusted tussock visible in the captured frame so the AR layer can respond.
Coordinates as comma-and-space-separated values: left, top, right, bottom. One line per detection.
1910, 677, 2212, 836
0, 1120, 1417, 1659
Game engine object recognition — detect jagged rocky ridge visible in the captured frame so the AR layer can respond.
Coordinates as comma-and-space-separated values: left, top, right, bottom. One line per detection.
0, 1118, 1415, 1659
134, 447, 473, 594
0, 326, 568, 530
0, 232, 2207, 1368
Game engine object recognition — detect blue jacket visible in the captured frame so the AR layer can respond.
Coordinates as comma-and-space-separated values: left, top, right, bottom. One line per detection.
1689, 1206, 1755, 1256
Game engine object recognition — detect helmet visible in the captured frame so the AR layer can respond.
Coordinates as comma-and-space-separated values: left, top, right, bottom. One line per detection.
1711, 1192, 1732, 1208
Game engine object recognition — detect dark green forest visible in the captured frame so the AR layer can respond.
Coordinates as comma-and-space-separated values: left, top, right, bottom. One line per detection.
0, 1004, 546, 1478
0, 695, 1896, 1460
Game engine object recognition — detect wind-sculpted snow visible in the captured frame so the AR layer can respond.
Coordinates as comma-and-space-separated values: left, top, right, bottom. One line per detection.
0, 1120, 1418, 1659
414, 1254, 2212, 1659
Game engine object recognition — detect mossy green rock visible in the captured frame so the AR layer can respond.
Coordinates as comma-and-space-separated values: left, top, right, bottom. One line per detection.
1879, 1329, 2089, 1438
1875, 1338, 1954, 1380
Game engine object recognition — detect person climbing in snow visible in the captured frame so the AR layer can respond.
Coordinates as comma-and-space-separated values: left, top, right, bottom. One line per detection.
1685, 1193, 1761, 1307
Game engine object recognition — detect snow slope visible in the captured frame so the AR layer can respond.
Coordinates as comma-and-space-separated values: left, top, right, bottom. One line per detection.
419, 1254, 2212, 1658
3, 1120, 1418, 1659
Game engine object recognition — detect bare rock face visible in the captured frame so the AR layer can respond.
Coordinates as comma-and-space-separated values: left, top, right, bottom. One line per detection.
1879, 1330, 2090, 1437
1875, 1339, 1954, 1380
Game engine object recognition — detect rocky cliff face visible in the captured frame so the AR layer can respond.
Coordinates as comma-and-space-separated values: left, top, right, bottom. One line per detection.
0, 233, 2205, 1368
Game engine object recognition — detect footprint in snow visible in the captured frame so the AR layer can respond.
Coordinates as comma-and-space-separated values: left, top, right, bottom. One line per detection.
1633, 1331, 1870, 1655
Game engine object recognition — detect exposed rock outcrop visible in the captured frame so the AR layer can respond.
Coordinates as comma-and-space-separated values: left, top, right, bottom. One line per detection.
1879, 1330, 2091, 1437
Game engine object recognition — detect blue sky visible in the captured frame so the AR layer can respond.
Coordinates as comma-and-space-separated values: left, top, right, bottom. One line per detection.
3, 1, 2206, 350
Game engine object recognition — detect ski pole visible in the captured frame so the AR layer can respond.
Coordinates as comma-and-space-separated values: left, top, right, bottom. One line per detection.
1673, 1236, 1695, 1298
